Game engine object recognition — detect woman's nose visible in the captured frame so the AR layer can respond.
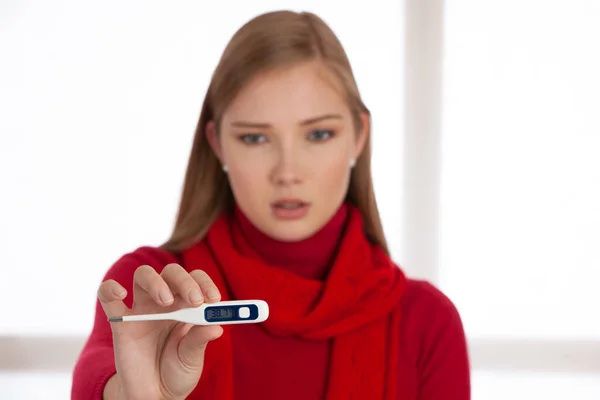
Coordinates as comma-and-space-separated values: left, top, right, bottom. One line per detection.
270, 149, 302, 186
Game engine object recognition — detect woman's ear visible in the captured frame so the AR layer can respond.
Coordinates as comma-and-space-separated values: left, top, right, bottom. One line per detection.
205, 120, 223, 163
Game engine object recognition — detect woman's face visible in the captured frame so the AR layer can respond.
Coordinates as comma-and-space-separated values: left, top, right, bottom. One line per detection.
208, 61, 368, 242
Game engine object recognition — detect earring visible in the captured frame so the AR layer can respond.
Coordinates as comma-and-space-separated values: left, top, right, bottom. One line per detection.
350, 158, 356, 168
222, 164, 228, 173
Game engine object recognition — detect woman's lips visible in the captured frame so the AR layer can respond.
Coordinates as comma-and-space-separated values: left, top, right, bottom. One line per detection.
271, 201, 310, 220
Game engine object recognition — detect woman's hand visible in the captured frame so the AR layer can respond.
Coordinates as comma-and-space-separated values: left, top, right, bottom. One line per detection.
98, 263, 224, 400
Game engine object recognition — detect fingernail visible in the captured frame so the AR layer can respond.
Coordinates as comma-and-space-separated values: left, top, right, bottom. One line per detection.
159, 289, 174, 304
206, 288, 220, 300
189, 289, 203, 304
114, 288, 127, 297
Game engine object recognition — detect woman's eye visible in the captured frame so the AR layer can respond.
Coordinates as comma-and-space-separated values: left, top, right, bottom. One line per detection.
240, 134, 266, 144
308, 129, 334, 141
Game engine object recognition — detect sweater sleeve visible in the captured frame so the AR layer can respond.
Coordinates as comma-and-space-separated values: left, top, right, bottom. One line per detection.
71, 246, 179, 400
404, 280, 471, 400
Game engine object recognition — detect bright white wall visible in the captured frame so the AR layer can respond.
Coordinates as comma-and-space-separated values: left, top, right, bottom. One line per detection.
440, 0, 600, 340
439, 0, 600, 398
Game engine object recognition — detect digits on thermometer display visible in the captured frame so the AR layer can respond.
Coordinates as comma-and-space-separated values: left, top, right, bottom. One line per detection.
207, 307, 235, 320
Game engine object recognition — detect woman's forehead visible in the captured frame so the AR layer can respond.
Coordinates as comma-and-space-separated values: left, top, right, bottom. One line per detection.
223, 62, 349, 124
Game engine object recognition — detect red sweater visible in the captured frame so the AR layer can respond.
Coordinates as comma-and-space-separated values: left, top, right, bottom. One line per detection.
72, 205, 470, 399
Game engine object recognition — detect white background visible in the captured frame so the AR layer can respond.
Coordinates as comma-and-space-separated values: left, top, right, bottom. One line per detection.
439, 0, 600, 341
1, 0, 599, 398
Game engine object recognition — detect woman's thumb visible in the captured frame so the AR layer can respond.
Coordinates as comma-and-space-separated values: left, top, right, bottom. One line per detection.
177, 325, 224, 370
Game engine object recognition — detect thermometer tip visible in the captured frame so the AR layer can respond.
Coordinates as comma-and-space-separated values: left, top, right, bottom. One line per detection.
108, 316, 123, 322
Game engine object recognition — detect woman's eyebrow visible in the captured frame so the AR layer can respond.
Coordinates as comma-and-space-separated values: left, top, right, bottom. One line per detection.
230, 114, 343, 129
299, 114, 343, 126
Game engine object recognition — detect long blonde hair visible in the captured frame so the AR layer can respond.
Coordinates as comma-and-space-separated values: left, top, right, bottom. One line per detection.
160, 10, 389, 255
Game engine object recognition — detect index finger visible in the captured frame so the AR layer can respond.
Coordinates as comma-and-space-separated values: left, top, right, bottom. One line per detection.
97, 279, 128, 319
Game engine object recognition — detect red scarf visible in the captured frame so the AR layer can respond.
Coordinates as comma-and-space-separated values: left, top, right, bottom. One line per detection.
182, 205, 407, 399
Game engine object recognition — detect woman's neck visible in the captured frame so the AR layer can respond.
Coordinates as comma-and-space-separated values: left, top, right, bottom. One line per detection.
232, 203, 349, 280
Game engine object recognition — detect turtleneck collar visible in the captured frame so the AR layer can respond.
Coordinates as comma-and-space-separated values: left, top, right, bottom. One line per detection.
231, 202, 350, 281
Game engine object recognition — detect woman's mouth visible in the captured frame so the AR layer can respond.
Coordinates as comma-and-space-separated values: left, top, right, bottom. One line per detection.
271, 200, 310, 220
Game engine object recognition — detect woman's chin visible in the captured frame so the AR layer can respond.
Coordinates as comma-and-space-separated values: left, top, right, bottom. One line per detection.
264, 220, 320, 242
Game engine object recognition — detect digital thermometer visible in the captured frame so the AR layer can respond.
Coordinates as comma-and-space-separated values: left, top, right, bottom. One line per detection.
108, 300, 269, 325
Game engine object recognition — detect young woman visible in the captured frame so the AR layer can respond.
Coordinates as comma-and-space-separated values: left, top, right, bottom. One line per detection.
72, 10, 470, 400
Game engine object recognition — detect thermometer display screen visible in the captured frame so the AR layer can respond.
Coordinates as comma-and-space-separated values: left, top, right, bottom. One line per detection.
206, 307, 235, 321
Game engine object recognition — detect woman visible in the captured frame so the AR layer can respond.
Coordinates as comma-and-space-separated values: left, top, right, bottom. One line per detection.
72, 10, 470, 400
